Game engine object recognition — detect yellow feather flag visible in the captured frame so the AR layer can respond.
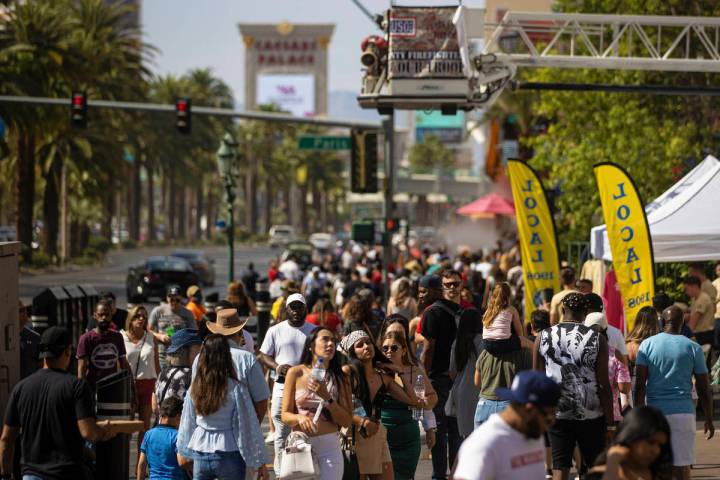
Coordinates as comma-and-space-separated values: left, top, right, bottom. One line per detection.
508, 160, 561, 321
594, 163, 655, 332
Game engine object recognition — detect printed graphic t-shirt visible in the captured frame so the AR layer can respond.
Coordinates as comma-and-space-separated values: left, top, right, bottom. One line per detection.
539, 322, 602, 420
76, 329, 126, 386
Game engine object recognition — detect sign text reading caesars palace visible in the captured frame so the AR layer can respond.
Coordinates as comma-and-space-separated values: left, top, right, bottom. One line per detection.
253, 39, 319, 66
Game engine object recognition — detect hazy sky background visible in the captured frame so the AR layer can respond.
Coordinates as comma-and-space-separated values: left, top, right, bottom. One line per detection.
142, 0, 485, 104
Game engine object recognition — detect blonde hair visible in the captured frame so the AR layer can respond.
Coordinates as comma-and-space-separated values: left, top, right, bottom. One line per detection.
125, 305, 148, 332
394, 278, 411, 306
482, 282, 511, 328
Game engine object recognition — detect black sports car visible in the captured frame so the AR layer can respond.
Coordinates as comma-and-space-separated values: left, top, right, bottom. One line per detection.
171, 250, 216, 286
126, 256, 199, 302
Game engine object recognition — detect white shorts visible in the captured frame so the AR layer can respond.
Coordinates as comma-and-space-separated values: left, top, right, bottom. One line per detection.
666, 413, 696, 467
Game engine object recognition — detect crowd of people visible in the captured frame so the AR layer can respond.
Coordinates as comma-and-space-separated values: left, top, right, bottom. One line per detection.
2, 240, 720, 480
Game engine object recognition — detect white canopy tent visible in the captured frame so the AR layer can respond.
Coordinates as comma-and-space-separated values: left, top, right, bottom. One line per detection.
590, 155, 720, 262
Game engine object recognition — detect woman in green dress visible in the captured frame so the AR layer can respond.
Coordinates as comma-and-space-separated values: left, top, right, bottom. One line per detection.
379, 331, 437, 479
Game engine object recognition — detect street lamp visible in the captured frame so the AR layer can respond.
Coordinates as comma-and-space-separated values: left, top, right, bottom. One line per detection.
216, 131, 239, 283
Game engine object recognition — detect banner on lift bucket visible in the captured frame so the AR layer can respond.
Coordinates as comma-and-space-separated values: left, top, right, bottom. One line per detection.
388, 7, 464, 79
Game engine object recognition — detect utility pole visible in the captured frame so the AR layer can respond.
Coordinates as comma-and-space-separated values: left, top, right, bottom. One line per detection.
382, 113, 395, 302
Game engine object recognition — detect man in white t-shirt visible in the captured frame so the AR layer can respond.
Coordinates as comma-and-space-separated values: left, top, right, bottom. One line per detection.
585, 293, 628, 365
454, 370, 561, 480
259, 293, 315, 471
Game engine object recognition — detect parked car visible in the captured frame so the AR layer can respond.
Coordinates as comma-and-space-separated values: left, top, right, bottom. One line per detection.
269, 225, 295, 248
126, 256, 199, 302
171, 250, 216, 286
308, 232, 336, 253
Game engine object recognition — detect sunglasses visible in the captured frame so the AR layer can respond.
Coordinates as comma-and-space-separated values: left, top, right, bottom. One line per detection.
442, 281, 461, 289
382, 344, 400, 353
135, 314, 148, 320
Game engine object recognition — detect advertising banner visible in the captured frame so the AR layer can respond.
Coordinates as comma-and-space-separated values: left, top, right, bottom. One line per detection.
256, 73, 315, 117
388, 7, 464, 79
594, 163, 655, 331
508, 160, 560, 320
415, 110, 464, 143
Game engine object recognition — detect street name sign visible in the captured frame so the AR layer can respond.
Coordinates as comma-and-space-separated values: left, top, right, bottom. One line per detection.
298, 135, 351, 150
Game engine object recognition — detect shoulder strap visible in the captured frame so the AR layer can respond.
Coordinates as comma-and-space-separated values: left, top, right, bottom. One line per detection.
159, 367, 181, 406
433, 301, 464, 327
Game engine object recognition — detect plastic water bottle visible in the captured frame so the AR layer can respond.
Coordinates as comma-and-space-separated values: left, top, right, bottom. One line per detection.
310, 358, 326, 401
412, 374, 425, 420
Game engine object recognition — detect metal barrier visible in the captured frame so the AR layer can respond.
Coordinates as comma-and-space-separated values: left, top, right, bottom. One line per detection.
96, 369, 132, 480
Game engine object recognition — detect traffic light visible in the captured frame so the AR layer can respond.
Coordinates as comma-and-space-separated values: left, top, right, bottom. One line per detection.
70, 92, 87, 128
175, 98, 192, 134
351, 129, 378, 193
385, 217, 399, 233
351, 221, 375, 244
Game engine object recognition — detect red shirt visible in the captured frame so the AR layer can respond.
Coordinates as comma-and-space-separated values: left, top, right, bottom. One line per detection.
268, 267, 278, 282
305, 312, 341, 333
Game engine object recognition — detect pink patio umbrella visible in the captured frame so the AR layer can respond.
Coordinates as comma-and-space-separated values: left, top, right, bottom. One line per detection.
456, 192, 515, 218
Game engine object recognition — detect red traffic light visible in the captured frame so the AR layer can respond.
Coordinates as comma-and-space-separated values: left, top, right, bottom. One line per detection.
70, 92, 87, 128
175, 98, 191, 134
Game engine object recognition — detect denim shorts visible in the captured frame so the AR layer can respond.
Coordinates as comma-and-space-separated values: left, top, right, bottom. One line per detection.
192, 450, 246, 480
473, 398, 510, 429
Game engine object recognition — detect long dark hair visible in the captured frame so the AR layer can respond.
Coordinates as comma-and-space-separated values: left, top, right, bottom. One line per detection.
299, 327, 344, 397
191, 334, 237, 416
345, 334, 390, 418
455, 312, 481, 372
379, 313, 410, 341
596, 406, 673, 479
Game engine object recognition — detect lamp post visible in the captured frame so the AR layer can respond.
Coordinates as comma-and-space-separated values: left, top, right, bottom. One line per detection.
216, 132, 239, 283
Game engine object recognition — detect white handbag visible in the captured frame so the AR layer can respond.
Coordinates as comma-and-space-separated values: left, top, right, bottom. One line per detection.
278, 431, 320, 479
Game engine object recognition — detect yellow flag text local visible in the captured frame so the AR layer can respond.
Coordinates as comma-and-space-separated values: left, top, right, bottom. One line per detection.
508, 160, 560, 320
594, 163, 655, 330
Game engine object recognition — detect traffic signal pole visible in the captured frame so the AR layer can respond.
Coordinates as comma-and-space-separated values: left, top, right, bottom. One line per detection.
382, 112, 395, 302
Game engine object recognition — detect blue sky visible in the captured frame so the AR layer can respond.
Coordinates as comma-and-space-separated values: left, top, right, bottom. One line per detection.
142, 0, 485, 103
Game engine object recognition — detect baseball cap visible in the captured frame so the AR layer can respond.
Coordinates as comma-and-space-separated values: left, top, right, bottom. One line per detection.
186, 285, 201, 298
39, 326, 72, 359
286, 293, 306, 307
496, 371, 561, 408
584, 311, 608, 330
312, 266, 321, 273
166, 329, 202, 354
418, 275, 442, 290
167, 285, 183, 297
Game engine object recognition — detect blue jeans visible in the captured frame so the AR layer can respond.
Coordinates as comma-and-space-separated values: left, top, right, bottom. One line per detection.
23, 476, 43, 480
192, 450, 246, 480
473, 398, 510, 429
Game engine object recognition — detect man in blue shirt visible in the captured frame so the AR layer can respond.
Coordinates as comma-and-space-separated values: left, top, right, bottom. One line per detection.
137, 397, 186, 480
636, 305, 714, 480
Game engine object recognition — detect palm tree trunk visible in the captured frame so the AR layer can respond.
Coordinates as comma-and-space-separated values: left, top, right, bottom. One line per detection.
299, 184, 308, 234
311, 181, 321, 232
177, 185, 187, 241
245, 167, 258, 234
284, 186, 292, 224
168, 169, 176, 240
42, 156, 61, 260
205, 187, 214, 240
264, 177, 272, 233
146, 162, 156, 241
16, 133, 36, 256
130, 157, 141, 242
195, 182, 203, 240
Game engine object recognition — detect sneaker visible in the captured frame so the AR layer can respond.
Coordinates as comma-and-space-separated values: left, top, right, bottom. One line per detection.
265, 431, 275, 444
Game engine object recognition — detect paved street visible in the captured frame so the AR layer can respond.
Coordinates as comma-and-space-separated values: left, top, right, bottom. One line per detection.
19, 244, 278, 307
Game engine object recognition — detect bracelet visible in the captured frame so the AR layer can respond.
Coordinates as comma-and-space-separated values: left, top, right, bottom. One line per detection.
607, 425, 617, 431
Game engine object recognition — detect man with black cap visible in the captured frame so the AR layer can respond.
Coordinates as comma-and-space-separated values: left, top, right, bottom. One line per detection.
0, 327, 116, 479
148, 285, 196, 366
454, 371, 562, 480
259, 293, 315, 471
534, 292, 613, 480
